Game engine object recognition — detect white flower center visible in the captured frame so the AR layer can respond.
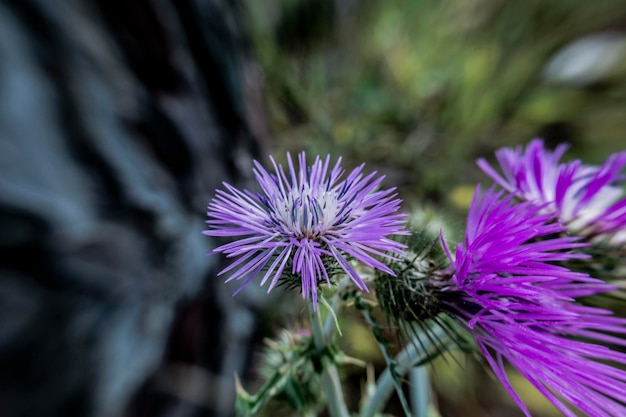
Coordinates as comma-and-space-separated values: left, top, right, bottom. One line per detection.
273, 184, 344, 239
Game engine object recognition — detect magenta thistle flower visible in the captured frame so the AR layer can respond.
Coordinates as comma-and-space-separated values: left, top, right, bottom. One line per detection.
204, 152, 407, 305
477, 139, 626, 242
440, 185, 626, 417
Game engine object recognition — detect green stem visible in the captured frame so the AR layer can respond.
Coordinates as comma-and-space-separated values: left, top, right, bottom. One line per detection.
410, 366, 430, 417
359, 326, 448, 417
308, 303, 350, 417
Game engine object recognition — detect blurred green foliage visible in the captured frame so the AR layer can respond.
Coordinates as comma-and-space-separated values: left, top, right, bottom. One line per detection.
247, 0, 626, 207
245, 1, 626, 415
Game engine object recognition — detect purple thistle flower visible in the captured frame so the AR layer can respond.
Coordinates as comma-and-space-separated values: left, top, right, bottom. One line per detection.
477, 139, 626, 242
440, 185, 626, 417
204, 152, 408, 305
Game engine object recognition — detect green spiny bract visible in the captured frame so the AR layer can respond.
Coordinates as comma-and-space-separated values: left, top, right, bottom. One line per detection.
375, 229, 449, 325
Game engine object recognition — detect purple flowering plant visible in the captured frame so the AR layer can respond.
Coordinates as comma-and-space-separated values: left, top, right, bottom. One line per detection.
439, 186, 626, 417
205, 145, 626, 417
204, 152, 407, 305
477, 139, 626, 243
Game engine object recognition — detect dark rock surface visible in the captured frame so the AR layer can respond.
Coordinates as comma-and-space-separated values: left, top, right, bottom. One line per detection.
0, 1, 266, 416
